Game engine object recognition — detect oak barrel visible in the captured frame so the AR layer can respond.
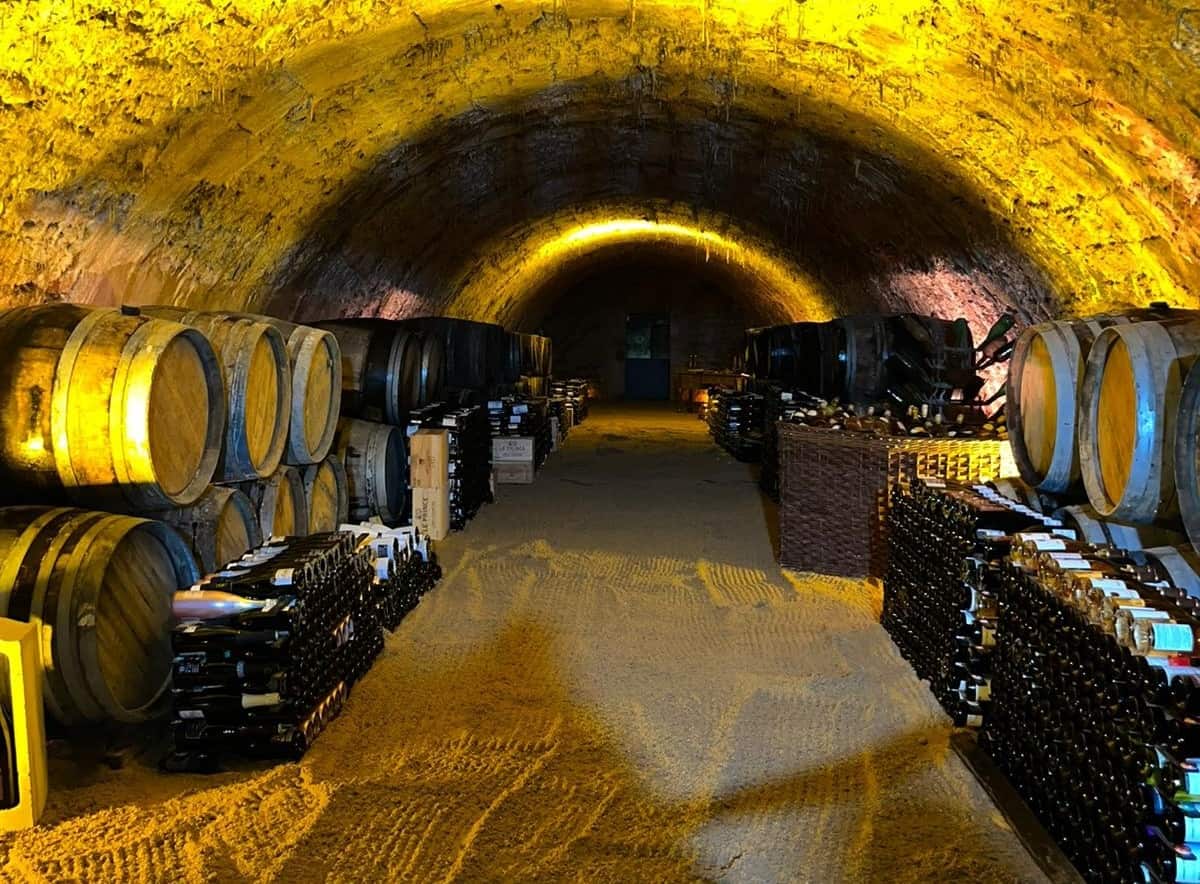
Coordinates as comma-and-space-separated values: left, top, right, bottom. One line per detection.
336, 418, 408, 526
236, 315, 342, 466
417, 331, 446, 407
1053, 504, 1187, 551
0, 305, 224, 510
242, 466, 308, 540
315, 321, 423, 424
1078, 318, 1200, 522
1145, 545, 1200, 596
143, 308, 291, 482
1175, 359, 1200, 554
302, 458, 350, 534
0, 506, 199, 724
149, 486, 261, 573
404, 317, 504, 392
518, 333, 553, 378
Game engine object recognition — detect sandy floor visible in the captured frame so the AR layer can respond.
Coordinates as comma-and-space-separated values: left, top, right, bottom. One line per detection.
0, 404, 1047, 883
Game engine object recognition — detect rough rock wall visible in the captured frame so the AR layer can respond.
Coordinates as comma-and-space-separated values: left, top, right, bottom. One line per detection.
0, 1, 1196, 325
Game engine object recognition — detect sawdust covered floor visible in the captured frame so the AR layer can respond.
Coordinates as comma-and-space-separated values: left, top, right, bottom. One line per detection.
0, 403, 1048, 883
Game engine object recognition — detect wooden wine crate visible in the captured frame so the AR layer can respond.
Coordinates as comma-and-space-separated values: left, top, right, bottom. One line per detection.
777, 424, 1007, 578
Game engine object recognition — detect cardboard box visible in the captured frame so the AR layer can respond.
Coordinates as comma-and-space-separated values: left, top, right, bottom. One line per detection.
410, 429, 449, 488
494, 462, 535, 485
412, 486, 450, 540
493, 437, 535, 463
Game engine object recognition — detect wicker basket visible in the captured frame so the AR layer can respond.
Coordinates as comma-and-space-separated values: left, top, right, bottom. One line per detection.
778, 424, 1006, 578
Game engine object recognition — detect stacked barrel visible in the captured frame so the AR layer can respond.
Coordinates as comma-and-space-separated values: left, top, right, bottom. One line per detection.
1007, 305, 1200, 555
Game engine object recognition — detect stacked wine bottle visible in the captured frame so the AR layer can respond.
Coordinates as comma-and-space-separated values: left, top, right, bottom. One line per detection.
486, 397, 553, 467
706, 389, 764, 462
166, 533, 381, 768
983, 537, 1200, 883
408, 403, 493, 529
882, 479, 1063, 728
758, 385, 824, 499
550, 379, 589, 423
344, 522, 443, 630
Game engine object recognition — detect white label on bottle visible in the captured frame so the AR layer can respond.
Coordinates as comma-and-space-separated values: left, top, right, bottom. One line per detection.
1103, 587, 1142, 600
1177, 856, 1200, 883
1034, 539, 1067, 551
1186, 815, 1200, 844
977, 529, 1006, 540
1186, 771, 1200, 796
975, 682, 992, 702
271, 568, 295, 586
374, 559, 391, 581
1154, 623, 1196, 652
1056, 559, 1092, 570
1044, 519, 1065, 528
1052, 529, 1077, 540
965, 714, 983, 728
1132, 608, 1172, 621
1091, 578, 1130, 591
1015, 533, 1052, 542
179, 709, 204, 720
242, 692, 282, 709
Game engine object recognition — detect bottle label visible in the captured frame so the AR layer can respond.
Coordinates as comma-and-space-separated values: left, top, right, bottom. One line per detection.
1154, 623, 1195, 653
1187, 771, 1200, 797
271, 568, 295, 586
1015, 533, 1052, 542
178, 709, 204, 720
974, 682, 992, 702
977, 529, 1006, 540
1186, 816, 1200, 844
1132, 608, 1172, 621
1056, 559, 1091, 570
1051, 529, 1077, 539
1033, 538, 1067, 551
1091, 578, 1131, 592
1176, 856, 1200, 882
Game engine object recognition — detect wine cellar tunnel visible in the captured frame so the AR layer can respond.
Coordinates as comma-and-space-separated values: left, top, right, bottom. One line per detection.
0, 1, 1199, 881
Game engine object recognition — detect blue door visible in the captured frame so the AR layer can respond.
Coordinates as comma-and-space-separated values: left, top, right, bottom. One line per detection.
625, 313, 670, 400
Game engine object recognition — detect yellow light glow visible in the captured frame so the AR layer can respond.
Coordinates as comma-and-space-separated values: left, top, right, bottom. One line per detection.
445, 202, 838, 325
20, 436, 45, 457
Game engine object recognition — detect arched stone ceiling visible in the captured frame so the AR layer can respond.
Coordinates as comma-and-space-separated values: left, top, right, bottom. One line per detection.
0, 0, 1197, 328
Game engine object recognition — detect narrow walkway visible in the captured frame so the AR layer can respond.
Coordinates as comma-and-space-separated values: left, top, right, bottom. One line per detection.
2, 405, 1046, 883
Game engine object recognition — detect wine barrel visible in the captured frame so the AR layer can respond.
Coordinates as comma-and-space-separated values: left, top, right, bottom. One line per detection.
1175, 358, 1200, 554
1145, 545, 1200, 596
1008, 307, 1191, 493
149, 486, 261, 573
518, 334, 553, 378
336, 418, 408, 526
143, 308, 291, 481
1053, 504, 1187, 551
417, 331, 446, 407
302, 458, 349, 534
243, 466, 308, 540
1078, 318, 1200, 522
0, 506, 199, 724
314, 321, 423, 424
231, 315, 342, 466
825, 316, 894, 403
0, 305, 224, 510
744, 328, 770, 379
404, 317, 504, 392
504, 333, 524, 385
